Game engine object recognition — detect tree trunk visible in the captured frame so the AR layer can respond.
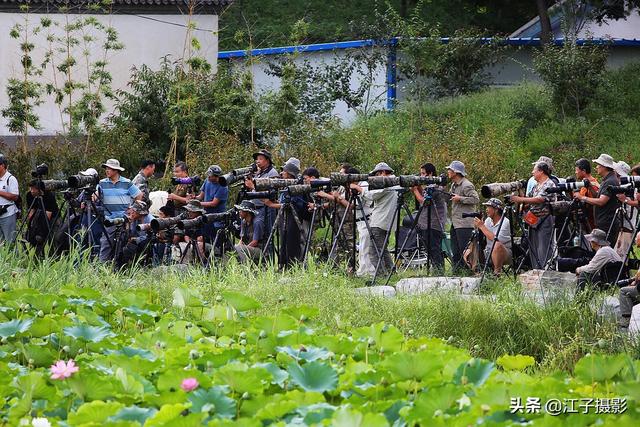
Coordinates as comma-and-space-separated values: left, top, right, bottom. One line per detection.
536, 0, 553, 46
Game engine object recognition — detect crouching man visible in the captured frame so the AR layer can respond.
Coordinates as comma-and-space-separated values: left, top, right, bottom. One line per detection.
575, 228, 621, 293
234, 200, 265, 264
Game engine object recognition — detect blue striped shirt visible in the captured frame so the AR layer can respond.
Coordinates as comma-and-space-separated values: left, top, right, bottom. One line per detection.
98, 176, 141, 220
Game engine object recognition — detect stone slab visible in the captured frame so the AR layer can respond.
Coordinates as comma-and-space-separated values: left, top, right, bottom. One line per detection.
395, 277, 481, 295
354, 286, 396, 298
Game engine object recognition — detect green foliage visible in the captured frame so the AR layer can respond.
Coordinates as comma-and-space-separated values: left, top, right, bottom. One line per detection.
533, 41, 609, 117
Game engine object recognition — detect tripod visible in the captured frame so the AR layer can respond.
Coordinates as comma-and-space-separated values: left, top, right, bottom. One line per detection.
479, 204, 518, 285
208, 217, 237, 268
614, 205, 639, 283
16, 194, 54, 253
543, 201, 591, 271
370, 188, 413, 286
301, 193, 324, 265
178, 229, 209, 267
262, 192, 304, 268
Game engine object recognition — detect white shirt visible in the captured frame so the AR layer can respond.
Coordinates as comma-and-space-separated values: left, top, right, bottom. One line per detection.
362, 178, 401, 231
484, 216, 512, 251
0, 171, 19, 218
576, 246, 621, 274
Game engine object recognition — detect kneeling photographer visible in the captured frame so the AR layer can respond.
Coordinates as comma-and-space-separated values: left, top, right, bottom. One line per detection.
473, 198, 512, 276
25, 179, 60, 253
117, 201, 153, 268
575, 228, 622, 294
234, 200, 265, 264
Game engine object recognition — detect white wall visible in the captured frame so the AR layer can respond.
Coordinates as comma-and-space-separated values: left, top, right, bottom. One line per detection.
0, 12, 218, 136
229, 48, 389, 125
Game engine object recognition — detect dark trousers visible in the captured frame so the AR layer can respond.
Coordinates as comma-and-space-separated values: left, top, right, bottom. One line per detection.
418, 227, 444, 270
576, 271, 606, 295
369, 227, 393, 275
451, 227, 473, 272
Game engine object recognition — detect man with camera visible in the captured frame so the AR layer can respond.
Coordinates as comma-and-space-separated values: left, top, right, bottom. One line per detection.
167, 161, 193, 214
612, 161, 637, 258
352, 162, 399, 276
412, 162, 448, 271
25, 179, 60, 251
0, 154, 20, 244
117, 201, 154, 268
447, 160, 480, 272
575, 154, 621, 247
574, 158, 600, 230
245, 149, 279, 234
575, 228, 622, 293
473, 198, 512, 275
619, 270, 640, 334
97, 159, 143, 262
197, 165, 229, 247
234, 200, 265, 264
132, 160, 156, 203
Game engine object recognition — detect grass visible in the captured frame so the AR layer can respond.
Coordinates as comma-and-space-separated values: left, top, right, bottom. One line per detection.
2, 245, 637, 375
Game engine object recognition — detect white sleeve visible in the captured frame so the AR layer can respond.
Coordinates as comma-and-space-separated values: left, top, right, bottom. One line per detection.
7, 175, 19, 195
497, 218, 511, 244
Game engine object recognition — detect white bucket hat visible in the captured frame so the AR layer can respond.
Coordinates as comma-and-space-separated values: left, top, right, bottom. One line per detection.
101, 158, 125, 172
593, 154, 615, 169
446, 160, 467, 177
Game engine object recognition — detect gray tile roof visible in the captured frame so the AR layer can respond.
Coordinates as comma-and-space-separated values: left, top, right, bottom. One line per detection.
0, 0, 232, 13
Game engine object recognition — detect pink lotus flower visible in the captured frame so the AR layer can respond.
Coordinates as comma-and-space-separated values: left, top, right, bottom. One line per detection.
49, 359, 79, 380
180, 377, 199, 392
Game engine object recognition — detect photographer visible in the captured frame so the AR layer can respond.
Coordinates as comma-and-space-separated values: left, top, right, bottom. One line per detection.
474, 198, 512, 275
447, 160, 480, 273
117, 201, 153, 268
132, 160, 156, 203
574, 158, 600, 230
196, 165, 229, 247
25, 179, 59, 251
245, 149, 279, 234
0, 154, 20, 243
412, 162, 448, 271
352, 162, 399, 276
263, 159, 306, 265
613, 161, 637, 258
234, 200, 265, 264
510, 162, 556, 269
575, 228, 622, 293
575, 154, 620, 247
167, 161, 193, 214
97, 159, 143, 262
619, 270, 640, 333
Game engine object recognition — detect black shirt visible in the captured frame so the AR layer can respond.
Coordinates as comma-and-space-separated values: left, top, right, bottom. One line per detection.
26, 191, 59, 217
596, 172, 620, 230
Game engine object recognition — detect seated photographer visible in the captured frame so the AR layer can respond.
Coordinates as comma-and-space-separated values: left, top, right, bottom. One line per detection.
117, 201, 153, 268
474, 198, 512, 275
197, 165, 229, 248
447, 160, 480, 273
166, 161, 193, 214
510, 162, 556, 270
576, 154, 620, 247
575, 228, 622, 293
412, 162, 448, 271
234, 200, 265, 264
152, 205, 175, 265
183, 199, 208, 259
263, 159, 307, 265
574, 158, 599, 230
0, 154, 20, 244
619, 270, 640, 333
97, 159, 142, 262
352, 162, 399, 276
25, 179, 60, 251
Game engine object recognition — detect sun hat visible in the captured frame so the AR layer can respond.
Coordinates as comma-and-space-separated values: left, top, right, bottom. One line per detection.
446, 160, 467, 177
101, 158, 125, 172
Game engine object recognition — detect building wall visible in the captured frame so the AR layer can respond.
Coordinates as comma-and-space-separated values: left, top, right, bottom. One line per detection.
0, 12, 218, 137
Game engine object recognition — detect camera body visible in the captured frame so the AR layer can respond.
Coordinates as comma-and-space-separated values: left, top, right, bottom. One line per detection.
68, 174, 99, 189
31, 163, 49, 178
608, 184, 635, 198
104, 217, 127, 227
219, 165, 257, 187
462, 212, 482, 219
620, 176, 640, 188
171, 176, 202, 188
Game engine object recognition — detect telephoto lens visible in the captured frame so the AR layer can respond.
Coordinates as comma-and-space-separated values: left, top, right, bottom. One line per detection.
39, 180, 69, 192
150, 214, 186, 232
104, 217, 127, 227
253, 178, 300, 191
219, 165, 256, 187
68, 174, 99, 189
367, 176, 400, 190
461, 212, 483, 219
620, 176, 640, 187
329, 173, 370, 186
481, 180, 527, 198
177, 215, 207, 230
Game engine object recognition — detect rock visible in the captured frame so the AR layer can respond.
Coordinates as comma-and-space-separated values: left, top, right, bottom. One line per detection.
629, 305, 640, 341
395, 277, 481, 295
519, 269, 575, 299
597, 296, 620, 322
354, 286, 396, 298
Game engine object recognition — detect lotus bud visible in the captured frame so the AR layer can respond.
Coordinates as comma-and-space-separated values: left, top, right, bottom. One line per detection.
189, 349, 200, 360
258, 330, 267, 339
62, 345, 70, 353
241, 392, 250, 400
238, 331, 247, 339
215, 295, 223, 302
37, 310, 44, 318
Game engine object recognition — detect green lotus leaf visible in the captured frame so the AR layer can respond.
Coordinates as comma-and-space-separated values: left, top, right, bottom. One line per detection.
188, 386, 236, 418
496, 354, 536, 371
20, 343, 56, 367
67, 400, 124, 425
255, 362, 289, 386
403, 383, 460, 422
105, 346, 156, 361
108, 405, 158, 424
68, 371, 117, 401
254, 399, 298, 420
281, 305, 319, 321
0, 318, 33, 338
30, 315, 72, 338
172, 286, 206, 308
331, 407, 389, 427
115, 367, 145, 398
13, 371, 56, 400
453, 358, 495, 386
574, 353, 629, 383
381, 351, 444, 382
144, 403, 190, 427
352, 322, 404, 353
222, 291, 261, 312
22, 294, 61, 312
214, 362, 272, 395
298, 403, 337, 424
276, 346, 332, 362
64, 324, 114, 343
287, 361, 338, 393
60, 286, 102, 300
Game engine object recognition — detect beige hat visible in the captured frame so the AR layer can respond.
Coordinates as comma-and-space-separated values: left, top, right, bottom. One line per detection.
593, 154, 615, 169
614, 161, 630, 178
102, 158, 125, 172
585, 228, 610, 246
532, 156, 554, 172
184, 199, 205, 213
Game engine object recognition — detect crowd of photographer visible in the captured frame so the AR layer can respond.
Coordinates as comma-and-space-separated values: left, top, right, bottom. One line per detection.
0, 149, 639, 331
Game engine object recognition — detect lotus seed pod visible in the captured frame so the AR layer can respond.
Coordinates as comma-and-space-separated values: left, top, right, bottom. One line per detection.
379, 347, 385, 354
62, 345, 70, 353
51, 300, 58, 308
299, 314, 307, 322
77, 348, 84, 354
258, 330, 267, 339
367, 338, 375, 346
189, 349, 200, 360
419, 344, 427, 351
239, 331, 247, 339
447, 335, 454, 343
339, 354, 347, 362
63, 308, 69, 315
240, 339, 247, 346
481, 404, 491, 413
408, 329, 414, 335
434, 410, 443, 417
28, 358, 34, 365
241, 392, 250, 400
473, 344, 480, 351
215, 295, 223, 302
381, 324, 389, 333
37, 310, 44, 318
162, 308, 169, 314
217, 322, 224, 328
597, 339, 607, 349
